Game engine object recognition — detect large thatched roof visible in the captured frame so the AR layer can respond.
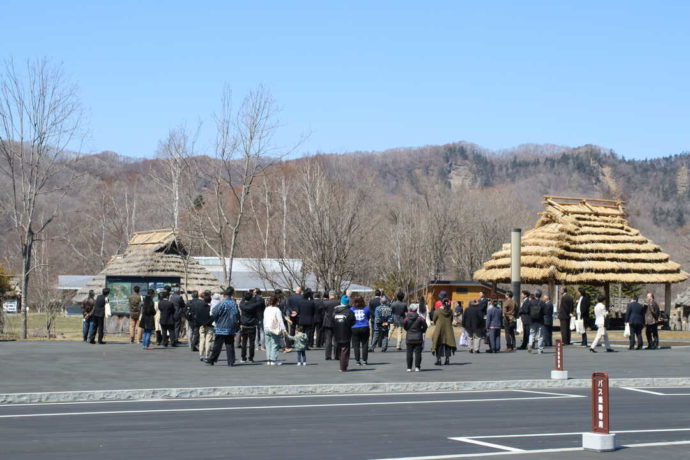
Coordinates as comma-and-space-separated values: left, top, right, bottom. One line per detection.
473, 196, 689, 285
73, 229, 222, 301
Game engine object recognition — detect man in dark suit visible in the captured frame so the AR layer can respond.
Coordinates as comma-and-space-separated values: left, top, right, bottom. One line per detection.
170, 288, 186, 345
543, 295, 554, 347
186, 291, 205, 351
286, 287, 302, 336
89, 287, 110, 344
576, 287, 591, 346
517, 291, 531, 350
321, 291, 340, 360
625, 295, 646, 350
558, 290, 574, 345
158, 291, 177, 347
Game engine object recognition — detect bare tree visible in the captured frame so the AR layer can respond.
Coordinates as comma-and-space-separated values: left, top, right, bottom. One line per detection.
195, 85, 284, 285
0, 58, 83, 338
150, 125, 195, 230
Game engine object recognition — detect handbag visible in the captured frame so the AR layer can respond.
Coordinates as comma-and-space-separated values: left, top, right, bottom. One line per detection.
105, 299, 112, 318
623, 322, 630, 338
458, 330, 469, 347
516, 317, 524, 336
569, 316, 576, 331
575, 319, 585, 334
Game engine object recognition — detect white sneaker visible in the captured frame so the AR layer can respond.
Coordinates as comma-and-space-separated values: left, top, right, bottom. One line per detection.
415, 368, 420, 372
275, 361, 282, 366
266, 361, 273, 366
406, 368, 412, 372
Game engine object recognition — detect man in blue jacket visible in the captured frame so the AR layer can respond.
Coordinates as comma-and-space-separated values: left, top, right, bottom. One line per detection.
206, 287, 240, 366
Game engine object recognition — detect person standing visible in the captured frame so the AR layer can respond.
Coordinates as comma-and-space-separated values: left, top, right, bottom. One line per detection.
313, 292, 325, 348
157, 291, 177, 347
285, 326, 309, 365
286, 287, 302, 336
590, 294, 614, 353
527, 291, 546, 354
403, 304, 427, 371
368, 289, 382, 342
333, 297, 356, 372
576, 287, 591, 346
81, 290, 95, 342
543, 295, 554, 347
297, 288, 316, 349
645, 292, 660, 349
431, 298, 457, 364
370, 297, 393, 352
254, 289, 266, 351
89, 288, 110, 344
263, 295, 287, 365
558, 290, 574, 345
462, 299, 485, 354
206, 287, 240, 366
625, 295, 646, 350
239, 290, 260, 363
321, 290, 339, 360
389, 291, 408, 351
186, 291, 205, 352
350, 295, 371, 365
486, 298, 503, 353
517, 291, 531, 350
170, 288, 186, 346
193, 293, 215, 361
139, 290, 157, 350
128, 286, 142, 344
502, 291, 516, 351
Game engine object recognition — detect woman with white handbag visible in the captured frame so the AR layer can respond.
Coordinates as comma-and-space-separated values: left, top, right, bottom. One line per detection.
590, 294, 614, 353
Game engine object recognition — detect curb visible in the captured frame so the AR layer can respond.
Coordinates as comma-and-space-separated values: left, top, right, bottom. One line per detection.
1, 377, 690, 405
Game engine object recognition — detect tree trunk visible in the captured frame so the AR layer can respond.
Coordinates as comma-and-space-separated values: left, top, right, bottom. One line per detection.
21, 237, 33, 340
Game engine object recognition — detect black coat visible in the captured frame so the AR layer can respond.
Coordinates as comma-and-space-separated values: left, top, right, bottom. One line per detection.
558, 293, 574, 320
314, 299, 325, 325
321, 299, 339, 328
333, 305, 355, 343
518, 298, 531, 326
92, 295, 107, 317
239, 297, 261, 327
577, 295, 592, 327
190, 299, 213, 327
171, 294, 186, 321
186, 298, 206, 327
158, 299, 176, 326
297, 297, 316, 326
462, 304, 485, 335
139, 298, 156, 330
403, 312, 427, 344
543, 301, 554, 326
625, 301, 646, 326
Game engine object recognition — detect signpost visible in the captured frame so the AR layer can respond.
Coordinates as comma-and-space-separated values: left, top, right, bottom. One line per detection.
582, 372, 617, 451
2, 299, 18, 314
550, 339, 568, 380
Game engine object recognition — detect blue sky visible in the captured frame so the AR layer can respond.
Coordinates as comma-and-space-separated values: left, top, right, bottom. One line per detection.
2, 1, 689, 159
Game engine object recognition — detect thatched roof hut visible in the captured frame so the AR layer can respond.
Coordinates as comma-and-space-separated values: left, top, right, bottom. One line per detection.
73, 229, 222, 302
473, 196, 689, 286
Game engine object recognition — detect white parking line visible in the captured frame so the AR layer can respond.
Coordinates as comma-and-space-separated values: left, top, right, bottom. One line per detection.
511, 389, 583, 398
448, 438, 524, 452
0, 395, 577, 419
621, 387, 690, 396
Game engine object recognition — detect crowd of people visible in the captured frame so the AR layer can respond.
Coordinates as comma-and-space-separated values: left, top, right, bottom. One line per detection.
79, 284, 667, 371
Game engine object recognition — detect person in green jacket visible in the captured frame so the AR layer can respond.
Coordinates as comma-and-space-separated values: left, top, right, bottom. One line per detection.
284, 326, 308, 366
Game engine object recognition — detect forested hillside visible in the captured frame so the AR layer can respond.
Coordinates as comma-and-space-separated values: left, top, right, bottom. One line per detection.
2, 141, 689, 302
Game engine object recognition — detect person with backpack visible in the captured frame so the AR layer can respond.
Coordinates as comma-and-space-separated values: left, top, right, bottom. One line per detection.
333, 297, 356, 371
264, 295, 287, 365
369, 297, 393, 352
403, 303, 428, 371
193, 293, 215, 361
527, 290, 546, 354
239, 290, 260, 363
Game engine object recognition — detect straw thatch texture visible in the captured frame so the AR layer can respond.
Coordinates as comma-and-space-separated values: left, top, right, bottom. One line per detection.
473, 197, 689, 285
73, 229, 222, 302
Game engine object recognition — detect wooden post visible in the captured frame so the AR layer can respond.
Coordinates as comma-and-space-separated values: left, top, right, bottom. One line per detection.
548, 279, 556, 303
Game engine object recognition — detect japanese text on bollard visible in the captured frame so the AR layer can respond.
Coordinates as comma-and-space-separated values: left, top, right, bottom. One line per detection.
591, 372, 610, 434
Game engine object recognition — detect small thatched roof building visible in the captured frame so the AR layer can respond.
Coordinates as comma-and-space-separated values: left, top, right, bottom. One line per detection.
74, 229, 222, 303
474, 196, 689, 286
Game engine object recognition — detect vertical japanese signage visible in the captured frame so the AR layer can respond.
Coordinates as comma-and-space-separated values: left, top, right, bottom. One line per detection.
591, 372, 610, 434
555, 339, 563, 371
